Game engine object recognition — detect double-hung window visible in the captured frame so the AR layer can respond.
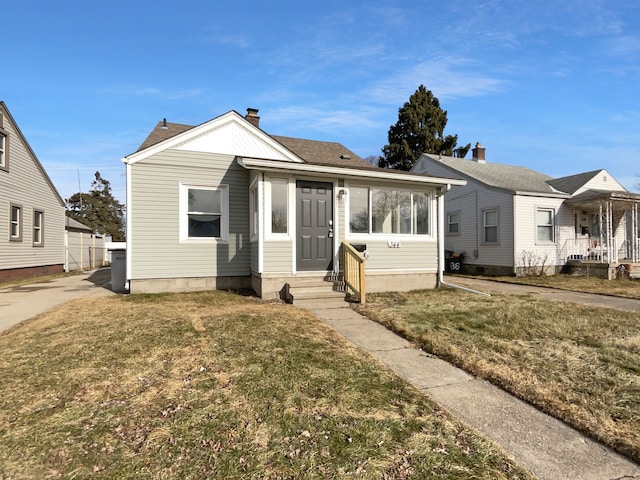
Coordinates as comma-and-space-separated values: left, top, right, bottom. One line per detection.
33, 210, 44, 246
348, 186, 430, 235
0, 128, 7, 171
180, 184, 228, 241
536, 208, 555, 243
10, 204, 22, 241
447, 212, 460, 235
483, 208, 498, 244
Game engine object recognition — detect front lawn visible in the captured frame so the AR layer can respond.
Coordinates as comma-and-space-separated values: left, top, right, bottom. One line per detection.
478, 274, 640, 299
0, 291, 532, 479
356, 288, 640, 463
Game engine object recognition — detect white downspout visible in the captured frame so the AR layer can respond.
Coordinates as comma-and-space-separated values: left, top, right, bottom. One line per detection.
437, 184, 490, 297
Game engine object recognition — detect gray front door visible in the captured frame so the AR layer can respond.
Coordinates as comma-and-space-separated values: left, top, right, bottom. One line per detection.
296, 180, 333, 271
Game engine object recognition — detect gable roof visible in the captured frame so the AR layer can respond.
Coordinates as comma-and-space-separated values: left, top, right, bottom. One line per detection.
0, 101, 65, 207
546, 169, 616, 195
128, 109, 466, 187
134, 114, 372, 169
137, 120, 193, 152
418, 153, 563, 195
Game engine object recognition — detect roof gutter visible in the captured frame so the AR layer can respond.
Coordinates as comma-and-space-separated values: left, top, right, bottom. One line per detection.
238, 157, 467, 187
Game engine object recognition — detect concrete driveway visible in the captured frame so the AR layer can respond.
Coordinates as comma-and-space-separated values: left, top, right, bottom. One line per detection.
0, 268, 116, 333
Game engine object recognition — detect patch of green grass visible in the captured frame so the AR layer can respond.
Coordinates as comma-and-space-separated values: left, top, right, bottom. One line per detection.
0, 291, 533, 479
356, 288, 640, 463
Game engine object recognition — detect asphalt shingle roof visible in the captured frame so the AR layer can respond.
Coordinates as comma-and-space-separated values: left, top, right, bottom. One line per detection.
135, 117, 374, 169
546, 170, 602, 195
421, 153, 559, 194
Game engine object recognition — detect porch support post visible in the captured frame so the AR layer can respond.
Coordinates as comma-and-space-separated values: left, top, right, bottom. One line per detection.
598, 203, 604, 263
607, 201, 614, 263
631, 202, 639, 263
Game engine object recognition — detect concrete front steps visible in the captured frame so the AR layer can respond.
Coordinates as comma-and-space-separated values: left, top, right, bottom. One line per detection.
281, 274, 351, 306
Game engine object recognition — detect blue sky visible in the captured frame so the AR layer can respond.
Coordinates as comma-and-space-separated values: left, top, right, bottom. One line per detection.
3, 0, 639, 203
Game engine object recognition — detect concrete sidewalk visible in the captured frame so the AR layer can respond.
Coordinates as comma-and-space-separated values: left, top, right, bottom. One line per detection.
298, 298, 640, 480
0, 268, 115, 333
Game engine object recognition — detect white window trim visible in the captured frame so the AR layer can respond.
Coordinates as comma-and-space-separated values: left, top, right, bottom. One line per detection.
249, 179, 259, 242
447, 211, 460, 236
345, 184, 434, 239
482, 207, 499, 245
10, 203, 22, 242
179, 183, 229, 243
0, 133, 5, 169
265, 176, 293, 240
33, 209, 44, 246
536, 206, 556, 245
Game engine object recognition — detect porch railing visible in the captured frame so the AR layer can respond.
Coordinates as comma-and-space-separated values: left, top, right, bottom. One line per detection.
342, 241, 366, 304
560, 237, 617, 263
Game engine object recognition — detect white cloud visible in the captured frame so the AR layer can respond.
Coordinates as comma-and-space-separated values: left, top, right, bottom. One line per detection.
365, 58, 506, 106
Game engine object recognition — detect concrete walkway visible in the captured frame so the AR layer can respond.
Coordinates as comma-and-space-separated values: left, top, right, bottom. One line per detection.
298, 293, 640, 480
0, 268, 115, 333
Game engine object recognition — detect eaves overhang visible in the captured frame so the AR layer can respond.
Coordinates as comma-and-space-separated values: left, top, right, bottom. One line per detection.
514, 190, 571, 199
237, 157, 467, 187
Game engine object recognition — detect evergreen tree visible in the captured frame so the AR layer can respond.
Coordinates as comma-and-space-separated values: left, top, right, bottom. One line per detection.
67, 171, 125, 241
379, 85, 470, 170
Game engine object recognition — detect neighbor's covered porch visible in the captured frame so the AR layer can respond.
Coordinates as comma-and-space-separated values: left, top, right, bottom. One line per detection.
560, 190, 640, 277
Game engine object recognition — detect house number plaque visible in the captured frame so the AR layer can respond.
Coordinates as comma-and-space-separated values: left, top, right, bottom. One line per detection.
387, 241, 401, 248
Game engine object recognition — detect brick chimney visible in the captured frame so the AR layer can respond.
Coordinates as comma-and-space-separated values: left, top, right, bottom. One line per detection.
245, 108, 260, 127
472, 142, 486, 163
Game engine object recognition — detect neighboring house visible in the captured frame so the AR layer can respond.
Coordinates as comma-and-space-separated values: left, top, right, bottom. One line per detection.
65, 216, 108, 271
412, 143, 640, 278
123, 109, 465, 299
0, 101, 65, 282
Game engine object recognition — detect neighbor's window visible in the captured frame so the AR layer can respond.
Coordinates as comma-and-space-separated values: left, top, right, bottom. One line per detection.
349, 186, 429, 235
270, 178, 288, 234
10, 204, 22, 241
33, 210, 44, 246
483, 208, 498, 244
181, 184, 228, 241
0, 129, 7, 170
536, 208, 555, 243
447, 212, 459, 235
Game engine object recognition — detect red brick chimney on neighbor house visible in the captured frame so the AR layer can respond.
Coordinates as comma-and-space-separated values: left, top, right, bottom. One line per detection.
245, 108, 260, 127
472, 142, 486, 163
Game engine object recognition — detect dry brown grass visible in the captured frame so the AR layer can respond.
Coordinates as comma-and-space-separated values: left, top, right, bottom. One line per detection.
357, 288, 640, 463
0, 291, 534, 479
482, 273, 640, 299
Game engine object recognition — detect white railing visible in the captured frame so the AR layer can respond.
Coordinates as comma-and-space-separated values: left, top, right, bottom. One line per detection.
560, 237, 617, 263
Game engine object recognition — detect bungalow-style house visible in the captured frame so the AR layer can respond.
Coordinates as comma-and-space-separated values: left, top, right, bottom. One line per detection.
411, 143, 640, 278
122, 109, 465, 300
0, 101, 66, 282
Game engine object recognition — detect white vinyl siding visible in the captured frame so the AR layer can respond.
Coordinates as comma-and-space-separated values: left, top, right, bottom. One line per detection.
129, 150, 250, 280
